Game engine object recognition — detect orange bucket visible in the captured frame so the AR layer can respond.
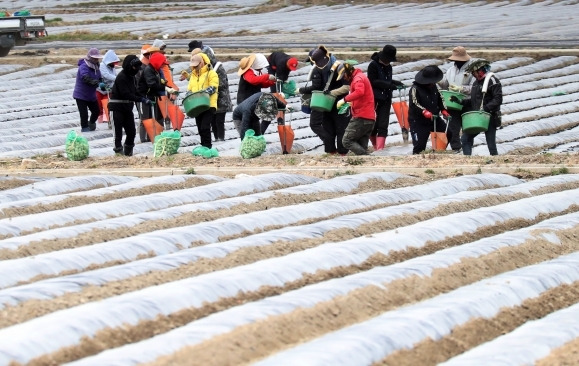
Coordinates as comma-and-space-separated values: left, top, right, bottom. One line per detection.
430, 132, 448, 151
277, 125, 294, 154
158, 96, 185, 130
392, 101, 409, 130
142, 118, 164, 143
101, 98, 110, 122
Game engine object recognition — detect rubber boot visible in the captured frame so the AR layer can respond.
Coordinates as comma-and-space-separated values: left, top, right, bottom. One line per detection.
376, 136, 386, 151
123, 144, 134, 157
113, 146, 123, 155
402, 128, 409, 143
89, 122, 97, 131
369, 136, 377, 149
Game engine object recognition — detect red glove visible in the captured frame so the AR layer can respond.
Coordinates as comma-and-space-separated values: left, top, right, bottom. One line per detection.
422, 109, 433, 119
441, 109, 450, 118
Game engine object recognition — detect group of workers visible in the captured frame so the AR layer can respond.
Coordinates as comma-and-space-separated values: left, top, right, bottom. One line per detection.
72, 41, 502, 157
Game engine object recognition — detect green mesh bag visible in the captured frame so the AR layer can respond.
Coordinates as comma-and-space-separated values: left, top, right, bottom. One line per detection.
154, 130, 181, 157
281, 80, 297, 97
65, 130, 89, 161
192, 146, 219, 158
240, 129, 266, 159
338, 102, 351, 115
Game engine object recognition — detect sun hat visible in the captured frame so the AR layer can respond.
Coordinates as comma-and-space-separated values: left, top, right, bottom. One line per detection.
190, 54, 203, 67
146, 46, 161, 54
286, 57, 298, 71
448, 46, 471, 61
378, 45, 397, 63
310, 46, 329, 68
140, 44, 151, 56
251, 53, 269, 70
414, 65, 443, 84
188, 40, 203, 52
466, 58, 491, 73
86, 48, 103, 59
237, 54, 257, 76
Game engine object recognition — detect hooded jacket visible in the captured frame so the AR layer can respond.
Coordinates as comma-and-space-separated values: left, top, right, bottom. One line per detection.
108, 55, 144, 112
138, 52, 166, 100
187, 52, 219, 109
98, 50, 120, 94
367, 51, 396, 102
72, 57, 101, 101
343, 68, 375, 120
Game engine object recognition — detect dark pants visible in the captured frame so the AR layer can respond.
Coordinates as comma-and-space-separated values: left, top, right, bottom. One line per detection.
410, 118, 449, 154
310, 109, 349, 154
75, 98, 99, 129
371, 99, 391, 137
447, 109, 464, 150
195, 108, 215, 148
112, 109, 136, 149
461, 125, 498, 155
343, 117, 375, 155
212, 112, 226, 140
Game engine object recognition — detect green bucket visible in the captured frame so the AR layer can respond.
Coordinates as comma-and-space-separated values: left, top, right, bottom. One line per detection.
183, 91, 210, 118
441, 90, 465, 111
462, 111, 490, 134
310, 91, 336, 112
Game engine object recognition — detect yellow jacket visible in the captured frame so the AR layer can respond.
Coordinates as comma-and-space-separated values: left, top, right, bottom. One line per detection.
187, 53, 219, 109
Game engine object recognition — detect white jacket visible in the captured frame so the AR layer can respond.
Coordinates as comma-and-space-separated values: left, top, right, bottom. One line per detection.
439, 60, 474, 95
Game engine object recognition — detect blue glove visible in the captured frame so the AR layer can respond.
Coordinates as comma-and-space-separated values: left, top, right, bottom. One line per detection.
98, 82, 107, 91
204, 86, 216, 95
140, 97, 151, 105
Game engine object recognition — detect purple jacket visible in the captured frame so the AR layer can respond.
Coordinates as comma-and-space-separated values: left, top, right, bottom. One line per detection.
72, 58, 101, 101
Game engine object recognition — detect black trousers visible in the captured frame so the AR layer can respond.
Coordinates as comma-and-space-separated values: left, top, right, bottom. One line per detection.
371, 99, 391, 137
112, 109, 136, 148
75, 98, 99, 128
195, 108, 215, 148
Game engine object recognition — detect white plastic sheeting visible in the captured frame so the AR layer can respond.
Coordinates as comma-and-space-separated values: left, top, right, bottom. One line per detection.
0, 173, 518, 289
0, 172, 395, 254
255, 252, 579, 366
0, 175, 137, 204
63, 194, 579, 365
0, 181, 577, 364
0, 174, 223, 212
0, 172, 317, 237
441, 302, 579, 366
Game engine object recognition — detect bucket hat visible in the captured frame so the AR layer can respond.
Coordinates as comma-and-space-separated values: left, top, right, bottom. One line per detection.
86, 48, 103, 59
448, 46, 471, 61
466, 58, 491, 72
378, 45, 397, 63
238, 54, 257, 76
414, 65, 443, 84
188, 40, 203, 52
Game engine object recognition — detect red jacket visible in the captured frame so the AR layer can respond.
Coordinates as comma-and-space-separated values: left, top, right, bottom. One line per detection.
344, 68, 375, 121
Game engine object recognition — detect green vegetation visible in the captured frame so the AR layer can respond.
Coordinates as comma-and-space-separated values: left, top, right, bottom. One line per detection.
346, 157, 364, 166
551, 166, 569, 175
425, 169, 435, 174
43, 31, 140, 42
184, 167, 196, 175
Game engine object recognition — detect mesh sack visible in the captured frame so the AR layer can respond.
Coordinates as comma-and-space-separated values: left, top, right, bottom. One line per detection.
192, 146, 219, 158
240, 129, 266, 159
153, 130, 181, 157
65, 130, 89, 161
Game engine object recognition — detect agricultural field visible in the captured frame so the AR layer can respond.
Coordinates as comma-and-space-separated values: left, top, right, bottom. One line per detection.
0, 0, 579, 365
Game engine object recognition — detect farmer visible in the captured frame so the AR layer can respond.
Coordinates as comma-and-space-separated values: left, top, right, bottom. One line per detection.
298, 45, 351, 155
438, 46, 475, 152
367, 44, 405, 150
450, 59, 503, 156
148, 40, 179, 100
136, 44, 152, 143
96, 49, 120, 124
236, 53, 277, 105
232, 92, 286, 140
408, 65, 451, 154
186, 53, 219, 149
137, 52, 174, 128
266, 51, 299, 91
108, 55, 149, 156
339, 60, 376, 155
187, 47, 232, 142
73, 48, 103, 132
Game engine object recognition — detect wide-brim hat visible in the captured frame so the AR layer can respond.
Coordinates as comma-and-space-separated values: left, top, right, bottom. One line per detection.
146, 46, 161, 54
448, 46, 471, 61
414, 65, 443, 84
466, 58, 491, 73
237, 54, 256, 76
378, 44, 397, 62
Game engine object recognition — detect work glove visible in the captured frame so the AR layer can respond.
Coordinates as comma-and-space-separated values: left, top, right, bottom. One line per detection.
441, 109, 450, 118
336, 98, 346, 109
180, 70, 190, 81
392, 80, 404, 87
160, 78, 167, 85
449, 84, 462, 93
165, 86, 176, 94
449, 95, 461, 104
293, 88, 301, 95
268, 74, 276, 81
422, 109, 433, 119
98, 82, 107, 91
140, 97, 151, 105
204, 86, 216, 95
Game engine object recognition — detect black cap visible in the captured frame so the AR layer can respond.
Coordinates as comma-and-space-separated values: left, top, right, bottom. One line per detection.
187, 40, 203, 52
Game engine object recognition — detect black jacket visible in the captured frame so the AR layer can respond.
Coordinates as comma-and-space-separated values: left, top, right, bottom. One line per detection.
461, 73, 503, 127
408, 82, 446, 125
367, 52, 397, 102
108, 55, 143, 112
267, 51, 293, 82
300, 56, 348, 101
137, 64, 165, 100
